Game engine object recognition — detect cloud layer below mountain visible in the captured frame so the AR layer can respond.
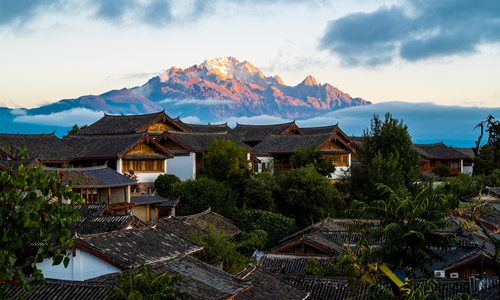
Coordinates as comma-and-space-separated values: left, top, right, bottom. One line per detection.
219, 101, 500, 147
13, 108, 104, 127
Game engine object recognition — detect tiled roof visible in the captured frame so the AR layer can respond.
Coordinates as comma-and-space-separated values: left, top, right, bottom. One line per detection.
412, 142, 470, 160
172, 118, 231, 133
280, 276, 485, 300
44, 165, 137, 188
451, 146, 476, 159
68, 214, 139, 236
74, 225, 203, 269
257, 253, 334, 276
74, 203, 111, 216
64, 132, 172, 159
4, 279, 112, 300
131, 193, 179, 206
236, 265, 309, 299
462, 187, 500, 202
154, 216, 203, 238
300, 124, 339, 135
157, 130, 251, 152
0, 133, 72, 162
253, 133, 353, 154
89, 254, 252, 300
78, 111, 185, 135
179, 208, 242, 236
232, 122, 300, 142
276, 217, 378, 246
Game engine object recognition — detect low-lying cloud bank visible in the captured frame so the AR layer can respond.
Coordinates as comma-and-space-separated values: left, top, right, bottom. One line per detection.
219, 102, 500, 147
13, 108, 104, 127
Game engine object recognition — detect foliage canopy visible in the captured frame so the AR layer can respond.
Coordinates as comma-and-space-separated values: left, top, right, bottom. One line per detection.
290, 145, 336, 177
0, 146, 83, 299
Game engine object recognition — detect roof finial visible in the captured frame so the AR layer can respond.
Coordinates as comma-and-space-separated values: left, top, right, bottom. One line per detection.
104, 160, 108, 166
51, 130, 55, 136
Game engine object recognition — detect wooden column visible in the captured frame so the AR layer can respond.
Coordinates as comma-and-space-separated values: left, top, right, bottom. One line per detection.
86, 189, 89, 204
108, 188, 111, 205
156, 208, 159, 220
91, 189, 94, 204
146, 204, 150, 222
124, 187, 127, 202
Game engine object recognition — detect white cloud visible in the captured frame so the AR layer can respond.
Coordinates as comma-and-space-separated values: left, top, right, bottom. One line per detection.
181, 116, 201, 124
160, 98, 234, 106
216, 115, 292, 128
13, 108, 104, 127
10, 108, 27, 115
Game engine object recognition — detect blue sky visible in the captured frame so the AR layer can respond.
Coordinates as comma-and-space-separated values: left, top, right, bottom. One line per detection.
1, 0, 500, 147
1, 0, 500, 109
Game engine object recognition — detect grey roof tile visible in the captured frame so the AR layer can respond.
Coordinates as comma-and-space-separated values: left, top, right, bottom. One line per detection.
78, 111, 185, 135
74, 225, 203, 269
0, 133, 72, 162
4, 279, 113, 300
231, 122, 300, 142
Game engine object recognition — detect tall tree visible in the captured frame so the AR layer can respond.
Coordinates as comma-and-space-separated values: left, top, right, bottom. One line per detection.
474, 144, 500, 176
350, 184, 455, 296
352, 113, 420, 202
290, 145, 336, 177
197, 140, 249, 182
275, 164, 344, 227
0, 146, 83, 299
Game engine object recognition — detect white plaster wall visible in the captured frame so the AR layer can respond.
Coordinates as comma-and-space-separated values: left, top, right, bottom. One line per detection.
37, 248, 121, 281
166, 153, 195, 181
117, 158, 122, 173
463, 166, 473, 174
135, 172, 163, 184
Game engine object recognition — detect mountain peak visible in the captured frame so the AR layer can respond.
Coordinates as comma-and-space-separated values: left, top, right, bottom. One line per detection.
274, 75, 285, 85
300, 75, 318, 86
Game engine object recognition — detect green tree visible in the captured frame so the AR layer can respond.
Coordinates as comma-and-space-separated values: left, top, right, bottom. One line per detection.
62, 124, 88, 138
187, 222, 253, 274
352, 113, 420, 202
432, 165, 451, 177
171, 177, 238, 219
290, 145, 336, 177
236, 210, 298, 249
350, 184, 455, 295
105, 264, 191, 300
275, 164, 344, 227
0, 146, 83, 299
435, 173, 482, 209
474, 144, 500, 176
154, 174, 181, 197
197, 140, 249, 182
236, 230, 268, 255
241, 172, 279, 212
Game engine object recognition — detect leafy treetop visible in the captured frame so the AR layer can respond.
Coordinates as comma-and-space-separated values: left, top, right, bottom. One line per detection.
0, 146, 83, 300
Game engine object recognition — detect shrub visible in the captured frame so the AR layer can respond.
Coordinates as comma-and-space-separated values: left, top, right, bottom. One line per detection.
171, 177, 238, 218
432, 165, 451, 177
236, 210, 298, 249
275, 164, 345, 227
241, 172, 279, 212
154, 174, 180, 197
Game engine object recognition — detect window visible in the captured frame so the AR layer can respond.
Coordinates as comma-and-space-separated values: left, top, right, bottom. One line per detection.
122, 160, 164, 172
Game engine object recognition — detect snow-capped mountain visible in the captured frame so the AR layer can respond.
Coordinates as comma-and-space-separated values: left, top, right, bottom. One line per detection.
133, 56, 371, 118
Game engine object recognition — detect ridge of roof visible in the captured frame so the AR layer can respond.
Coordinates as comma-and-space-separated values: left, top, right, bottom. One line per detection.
233, 121, 296, 127
101, 111, 164, 118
